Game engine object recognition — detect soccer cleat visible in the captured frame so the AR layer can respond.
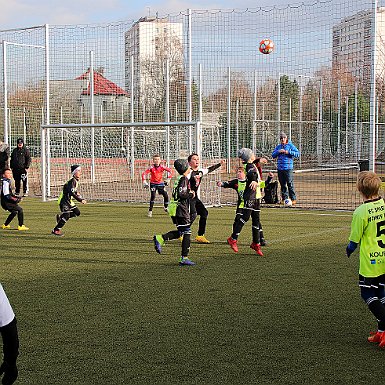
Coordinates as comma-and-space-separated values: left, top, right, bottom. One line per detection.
291, 200, 297, 205
196, 235, 210, 244
18, 225, 29, 231
1, 224, 10, 229
23, 193, 28, 197
153, 235, 164, 254
379, 332, 385, 348
147, 211, 153, 218
368, 331, 383, 343
250, 242, 264, 256
51, 229, 63, 237
227, 237, 238, 253
163, 207, 168, 212
178, 257, 196, 266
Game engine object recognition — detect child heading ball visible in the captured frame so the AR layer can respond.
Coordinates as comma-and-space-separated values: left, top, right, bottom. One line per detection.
153, 159, 196, 266
346, 171, 385, 348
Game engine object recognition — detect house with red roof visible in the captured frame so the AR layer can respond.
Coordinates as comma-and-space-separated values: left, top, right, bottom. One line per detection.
76, 69, 130, 120
49, 69, 130, 123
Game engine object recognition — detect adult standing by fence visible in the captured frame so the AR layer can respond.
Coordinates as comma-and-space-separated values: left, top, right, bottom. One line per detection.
271, 132, 300, 205
10, 138, 31, 197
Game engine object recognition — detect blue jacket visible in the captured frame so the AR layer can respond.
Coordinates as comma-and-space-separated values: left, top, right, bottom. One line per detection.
271, 141, 300, 171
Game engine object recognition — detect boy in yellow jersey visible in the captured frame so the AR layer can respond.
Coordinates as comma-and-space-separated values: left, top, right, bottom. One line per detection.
347, 171, 385, 348
52, 165, 87, 236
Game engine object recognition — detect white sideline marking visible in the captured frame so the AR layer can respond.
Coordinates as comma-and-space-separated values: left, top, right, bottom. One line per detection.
266, 226, 350, 245
288, 211, 352, 218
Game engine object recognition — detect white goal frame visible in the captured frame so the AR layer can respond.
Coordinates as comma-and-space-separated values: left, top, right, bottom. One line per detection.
40, 121, 202, 202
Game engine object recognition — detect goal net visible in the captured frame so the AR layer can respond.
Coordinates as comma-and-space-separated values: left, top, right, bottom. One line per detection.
41, 121, 223, 206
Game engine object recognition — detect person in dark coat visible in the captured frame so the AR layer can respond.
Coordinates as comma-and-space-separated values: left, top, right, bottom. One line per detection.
10, 138, 31, 197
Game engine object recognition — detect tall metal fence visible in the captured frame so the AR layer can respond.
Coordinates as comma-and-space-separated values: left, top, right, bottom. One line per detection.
0, 0, 384, 209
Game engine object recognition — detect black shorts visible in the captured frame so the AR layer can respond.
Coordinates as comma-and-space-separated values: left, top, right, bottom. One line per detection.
359, 274, 385, 289
243, 199, 261, 211
60, 203, 78, 213
171, 215, 190, 227
1, 201, 21, 212
150, 183, 166, 193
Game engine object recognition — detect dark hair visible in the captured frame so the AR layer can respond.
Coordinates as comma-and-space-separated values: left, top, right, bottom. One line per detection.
188, 153, 198, 162
2, 168, 11, 175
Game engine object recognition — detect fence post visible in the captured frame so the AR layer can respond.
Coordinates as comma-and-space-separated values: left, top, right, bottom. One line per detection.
369, 0, 377, 171
227, 67, 231, 173
90, 50, 95, 183
41, 126, 46, 202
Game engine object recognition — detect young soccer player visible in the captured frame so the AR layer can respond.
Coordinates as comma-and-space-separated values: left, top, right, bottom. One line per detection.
52, 165, 87, 236
153, 159, 196, 266
0, 283, 19, 385
217, 158, 273, 251
142, 155, 173, 217
224, 148, 264, 255
254, 157, 274, 245
187, 153, 221, 243
346, 171, 385, 348
1, 168, 29, 231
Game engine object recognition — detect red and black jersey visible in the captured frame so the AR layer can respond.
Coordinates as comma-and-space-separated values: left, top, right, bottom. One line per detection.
142, 164, 172, 184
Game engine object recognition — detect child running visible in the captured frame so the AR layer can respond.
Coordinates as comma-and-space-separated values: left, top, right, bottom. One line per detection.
346, 171, 385, 348
153, 159, 196, 266
0, 168, 29, 231
142, 154, 173, 218
224, 148, 264, 255
52, 165, 86, 236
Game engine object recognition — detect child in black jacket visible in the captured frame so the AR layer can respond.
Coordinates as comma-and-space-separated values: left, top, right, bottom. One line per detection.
153, 159, 196, 266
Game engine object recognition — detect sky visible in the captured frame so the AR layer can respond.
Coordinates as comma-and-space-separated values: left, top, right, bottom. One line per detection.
0, 0, 305, 30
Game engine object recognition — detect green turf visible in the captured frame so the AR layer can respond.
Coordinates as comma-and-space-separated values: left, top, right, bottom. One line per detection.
1, 199, 383, 384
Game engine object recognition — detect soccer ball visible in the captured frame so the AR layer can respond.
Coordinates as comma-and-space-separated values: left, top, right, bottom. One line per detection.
259, 39, 274, 54
284, 198, 292, 207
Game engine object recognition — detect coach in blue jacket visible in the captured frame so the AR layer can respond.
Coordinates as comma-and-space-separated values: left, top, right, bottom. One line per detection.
271, 132, 300, 204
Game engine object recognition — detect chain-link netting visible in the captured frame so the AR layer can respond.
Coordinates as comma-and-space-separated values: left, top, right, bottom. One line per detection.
1, 0, 384, 209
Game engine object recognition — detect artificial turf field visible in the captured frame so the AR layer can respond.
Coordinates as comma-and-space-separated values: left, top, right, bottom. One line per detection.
1, 199, 384, 384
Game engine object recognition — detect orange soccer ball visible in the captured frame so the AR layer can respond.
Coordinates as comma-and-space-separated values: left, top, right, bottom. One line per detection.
259, 39, 275, 54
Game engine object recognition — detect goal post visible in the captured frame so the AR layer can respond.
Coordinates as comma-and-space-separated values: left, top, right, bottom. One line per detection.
40, 121, 209, 203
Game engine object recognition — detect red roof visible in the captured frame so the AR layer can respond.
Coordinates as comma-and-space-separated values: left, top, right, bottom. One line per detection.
76, 70, 128, 96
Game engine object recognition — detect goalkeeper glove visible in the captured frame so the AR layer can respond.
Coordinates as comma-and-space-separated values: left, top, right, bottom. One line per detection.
346, 241, 358, 258
143, 181, 149, 189
0, 362, 18, 385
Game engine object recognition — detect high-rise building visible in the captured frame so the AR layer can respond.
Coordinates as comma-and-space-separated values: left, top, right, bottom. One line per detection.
124, 16, 184, 116
332, 8, 385, 82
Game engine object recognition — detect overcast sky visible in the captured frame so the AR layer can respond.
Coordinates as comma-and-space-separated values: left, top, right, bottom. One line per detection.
0, 0, 305, 29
